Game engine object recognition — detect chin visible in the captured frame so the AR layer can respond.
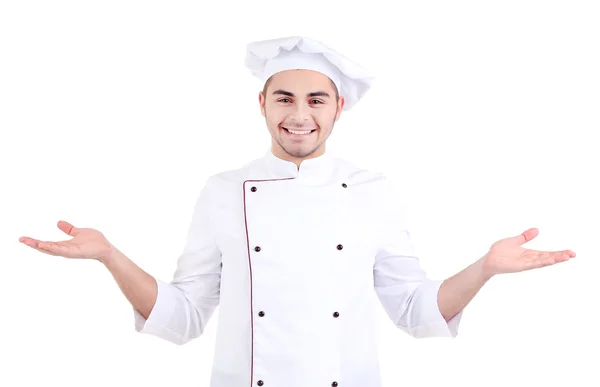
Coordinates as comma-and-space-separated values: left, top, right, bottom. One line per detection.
285, 144, 322, 159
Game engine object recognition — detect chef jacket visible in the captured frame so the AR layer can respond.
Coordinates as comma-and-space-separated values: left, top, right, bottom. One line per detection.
133, 147, 463, 387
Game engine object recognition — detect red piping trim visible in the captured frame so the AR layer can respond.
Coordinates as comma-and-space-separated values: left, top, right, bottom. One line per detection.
243, 177, 294, 386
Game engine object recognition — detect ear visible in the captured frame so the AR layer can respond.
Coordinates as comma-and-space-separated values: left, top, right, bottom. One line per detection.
334, 96, 345, 121
259, 91, 266, 117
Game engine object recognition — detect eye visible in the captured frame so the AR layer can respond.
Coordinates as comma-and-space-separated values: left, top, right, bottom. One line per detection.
310, 99, 324, 104
277, 98, 292, 103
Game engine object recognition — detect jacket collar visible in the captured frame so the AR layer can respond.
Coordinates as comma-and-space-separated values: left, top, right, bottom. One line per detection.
263, 147, 336, 184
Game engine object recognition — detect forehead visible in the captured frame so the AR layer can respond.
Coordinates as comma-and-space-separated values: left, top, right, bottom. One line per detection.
267, 69, 336, 93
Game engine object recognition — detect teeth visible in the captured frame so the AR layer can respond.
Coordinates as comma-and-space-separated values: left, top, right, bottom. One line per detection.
285, 128, 313, 135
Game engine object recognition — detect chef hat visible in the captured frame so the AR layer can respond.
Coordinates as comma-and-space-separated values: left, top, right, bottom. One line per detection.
245, 36, 375, 110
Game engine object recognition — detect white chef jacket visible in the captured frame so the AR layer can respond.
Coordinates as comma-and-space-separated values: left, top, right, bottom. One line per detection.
134, 148, 462, 387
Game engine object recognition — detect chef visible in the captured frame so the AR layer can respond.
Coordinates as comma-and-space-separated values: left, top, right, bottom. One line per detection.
19, 36, 576, 387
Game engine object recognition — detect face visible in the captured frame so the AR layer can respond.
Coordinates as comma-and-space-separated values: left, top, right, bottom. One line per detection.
259, 69, 345, 165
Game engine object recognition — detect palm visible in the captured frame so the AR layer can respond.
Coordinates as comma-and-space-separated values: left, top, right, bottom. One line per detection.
482, 228, 576, 276
19, 220, 114, 260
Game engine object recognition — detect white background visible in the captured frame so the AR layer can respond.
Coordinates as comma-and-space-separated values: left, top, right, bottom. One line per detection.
1, 1, 599, 386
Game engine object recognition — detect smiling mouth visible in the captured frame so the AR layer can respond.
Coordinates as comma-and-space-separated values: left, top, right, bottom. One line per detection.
282, 126, 317, 135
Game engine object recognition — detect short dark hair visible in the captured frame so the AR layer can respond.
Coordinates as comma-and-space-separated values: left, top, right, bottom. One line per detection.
262, 74, 339, 100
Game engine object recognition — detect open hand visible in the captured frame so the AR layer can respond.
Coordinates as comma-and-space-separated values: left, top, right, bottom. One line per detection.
481, 228, 575, 277
19, 220, 115, 262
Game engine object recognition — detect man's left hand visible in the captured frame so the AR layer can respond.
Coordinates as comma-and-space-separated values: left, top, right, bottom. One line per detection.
481, 228, 576, 277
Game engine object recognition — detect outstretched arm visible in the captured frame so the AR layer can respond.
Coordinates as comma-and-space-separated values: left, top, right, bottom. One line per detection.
437, 227, 576, 322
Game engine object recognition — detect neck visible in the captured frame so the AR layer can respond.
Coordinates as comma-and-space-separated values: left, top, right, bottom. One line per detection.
271, 143, 326, 169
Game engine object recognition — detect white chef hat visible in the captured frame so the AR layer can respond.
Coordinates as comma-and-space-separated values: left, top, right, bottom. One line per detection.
244, 36, 375, 111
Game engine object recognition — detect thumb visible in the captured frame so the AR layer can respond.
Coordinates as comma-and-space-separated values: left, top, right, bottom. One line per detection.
509, 227, 539, 245
57, 220, 79, 237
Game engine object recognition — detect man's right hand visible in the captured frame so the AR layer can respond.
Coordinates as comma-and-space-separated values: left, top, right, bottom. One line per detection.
19, 220, 115, 263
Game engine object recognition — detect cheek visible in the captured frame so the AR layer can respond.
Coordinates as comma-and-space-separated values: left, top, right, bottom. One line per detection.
314, 109, 336, 127
266, 113, 283, 129
266, 108, 287, 125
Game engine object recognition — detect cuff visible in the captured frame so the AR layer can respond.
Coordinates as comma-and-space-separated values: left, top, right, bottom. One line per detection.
411, 279, 463, 338
133, 278, 182, 343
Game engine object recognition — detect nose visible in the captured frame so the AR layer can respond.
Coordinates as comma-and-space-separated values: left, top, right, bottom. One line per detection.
288, 102, 311, 125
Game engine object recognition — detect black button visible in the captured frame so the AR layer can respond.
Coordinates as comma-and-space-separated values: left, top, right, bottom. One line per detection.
257, 381, 264, 386
342, 183, 347, 188
337, 244, 343, 250
254, 246, 261, 252
251, 186, 257, 192
333, 312, 339, 318
258, 311, 265, 317
332, 382, 338, 387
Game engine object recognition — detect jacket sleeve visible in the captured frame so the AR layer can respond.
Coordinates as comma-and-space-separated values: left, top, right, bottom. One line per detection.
133, 176, 222, 345
373, 176, 462, 338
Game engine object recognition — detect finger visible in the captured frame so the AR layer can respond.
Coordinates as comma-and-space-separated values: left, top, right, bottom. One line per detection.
531, 251, 553, 260
524, 255, 555, 270
20, 236, 56, 250
565, 250, 576, 258
555, 250, 575, 260
37, 241, 73, 256
19, 236, 40, 244
20, 238, 60, 256
530, 252, 572, 268
514, 228, 539, 245
20, 236, 60, 248
57, 220, 79, 237
532, 250, 575, 260
30, 245, 60, 256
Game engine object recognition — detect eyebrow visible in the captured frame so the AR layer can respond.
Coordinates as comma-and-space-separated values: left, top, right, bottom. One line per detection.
272, 89, 331, 98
